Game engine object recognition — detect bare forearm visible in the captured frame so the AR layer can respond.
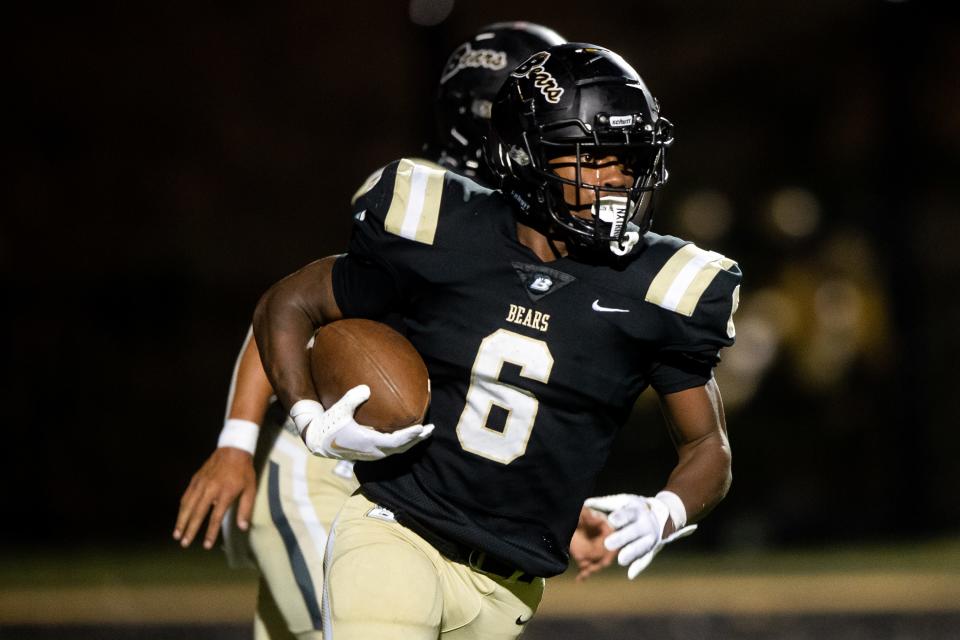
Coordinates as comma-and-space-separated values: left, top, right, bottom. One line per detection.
659, 378, 732, 526
253, 281, 322, 411
663, 431, 731, 524
224, 328, 275, 423
252, 256, 342, 411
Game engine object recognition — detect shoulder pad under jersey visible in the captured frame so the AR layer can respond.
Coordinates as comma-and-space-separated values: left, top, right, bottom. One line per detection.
642, 235, 739, 317
350, 157, 445, 206
351, 157, 494, 247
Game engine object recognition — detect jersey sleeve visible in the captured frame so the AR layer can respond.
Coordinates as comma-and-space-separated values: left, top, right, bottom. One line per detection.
332, 158, 448, 319
644, 244, 742, 394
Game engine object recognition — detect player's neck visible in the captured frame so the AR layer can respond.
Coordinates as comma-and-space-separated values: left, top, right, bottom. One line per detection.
516, 222, 568, 263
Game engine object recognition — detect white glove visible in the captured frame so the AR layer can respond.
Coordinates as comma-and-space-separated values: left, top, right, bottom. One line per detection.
583, 493, 697, 579
289, 385, 434, 461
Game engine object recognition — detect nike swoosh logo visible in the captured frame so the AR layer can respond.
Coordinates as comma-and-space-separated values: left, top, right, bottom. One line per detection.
329, 439, 368, 456
592, 299, 630, 313
516, 615, 531, 625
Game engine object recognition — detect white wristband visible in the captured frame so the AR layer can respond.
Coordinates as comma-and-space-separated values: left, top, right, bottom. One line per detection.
217, 419, 260, 455
655, 490, 688, 529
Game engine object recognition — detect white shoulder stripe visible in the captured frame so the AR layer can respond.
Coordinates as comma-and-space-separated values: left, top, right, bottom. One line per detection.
646, 243, 737, 316
351, 158, 443, 206
384, 158, 445, 245
660, 248, 724, 311
400, 164, 430, 239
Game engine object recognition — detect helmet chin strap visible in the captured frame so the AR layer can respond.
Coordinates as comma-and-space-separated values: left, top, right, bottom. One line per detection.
610, 230, 640, 256
594, 196, 640, 256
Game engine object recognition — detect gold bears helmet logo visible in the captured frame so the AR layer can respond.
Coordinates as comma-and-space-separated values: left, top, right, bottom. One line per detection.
510, 51, 564, 104
440, 43, 508, 84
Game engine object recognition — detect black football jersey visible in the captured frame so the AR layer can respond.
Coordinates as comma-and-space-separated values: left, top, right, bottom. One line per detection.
331, 158, 741, 577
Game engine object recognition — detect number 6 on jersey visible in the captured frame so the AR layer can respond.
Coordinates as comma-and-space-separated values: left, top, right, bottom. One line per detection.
456, 329, 554, 464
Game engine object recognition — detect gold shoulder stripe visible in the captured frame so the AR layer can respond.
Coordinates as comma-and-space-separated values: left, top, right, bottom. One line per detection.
350, 167, 385, 205
350, 159, 442, 205
407, 157, 445, 171
383, 158, 446, 245
645, 244, 737, 316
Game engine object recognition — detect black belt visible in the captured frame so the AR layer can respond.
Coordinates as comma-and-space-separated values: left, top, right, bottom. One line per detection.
359, 490, 537, 584
463, 548, 536, 584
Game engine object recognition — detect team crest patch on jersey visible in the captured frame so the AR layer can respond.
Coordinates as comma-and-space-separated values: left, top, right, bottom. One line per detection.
354, 210, 366, 222
645, 243, 738, 316
440, 43, 508, 84
513, 262, 575, 302
365, 505, 397, 523
528, 275, 553, 293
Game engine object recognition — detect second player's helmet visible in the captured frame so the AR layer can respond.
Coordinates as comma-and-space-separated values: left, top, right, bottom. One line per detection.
435, 22, 566, 183
487, 43, 674, 255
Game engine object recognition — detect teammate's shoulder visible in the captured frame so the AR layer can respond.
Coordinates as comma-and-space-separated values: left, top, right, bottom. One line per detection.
637, 232, 741, 318
350, 157, 501, 247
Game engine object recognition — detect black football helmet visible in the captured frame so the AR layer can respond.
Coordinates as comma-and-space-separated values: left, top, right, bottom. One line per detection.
487, 43, 674, 255
435, 22, 566, 184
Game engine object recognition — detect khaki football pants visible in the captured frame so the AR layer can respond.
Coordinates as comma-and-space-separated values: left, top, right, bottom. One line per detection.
249, 428, 359, 640
323, 493, 545, 640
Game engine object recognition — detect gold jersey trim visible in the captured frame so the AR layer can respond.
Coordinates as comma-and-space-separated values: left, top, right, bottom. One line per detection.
378, 158, 446, 245
350, 157, 444, 206
645, 243, 737, 316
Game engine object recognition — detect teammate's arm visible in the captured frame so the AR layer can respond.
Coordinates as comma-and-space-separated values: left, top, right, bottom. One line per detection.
569, 506, 617, 582
254, 256, 433, 460
174, 253, 346, 548
173, 331, 273, 549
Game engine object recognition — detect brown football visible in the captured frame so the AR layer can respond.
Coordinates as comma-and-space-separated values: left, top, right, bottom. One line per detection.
309, 319, 430, 433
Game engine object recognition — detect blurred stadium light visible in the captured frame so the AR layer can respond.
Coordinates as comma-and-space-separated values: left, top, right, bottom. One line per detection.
676, 189, 734, 243
409, 0, 455, 26
769, 187, 821, 239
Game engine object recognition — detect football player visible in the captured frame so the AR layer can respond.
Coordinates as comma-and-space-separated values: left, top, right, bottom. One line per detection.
174, 23, 618, 640
254, 43, 740, 640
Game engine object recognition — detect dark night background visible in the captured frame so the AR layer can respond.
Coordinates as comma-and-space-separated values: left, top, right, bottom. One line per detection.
3, 0, 958, 558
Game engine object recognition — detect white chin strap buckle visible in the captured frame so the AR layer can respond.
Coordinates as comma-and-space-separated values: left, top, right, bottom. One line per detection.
610, 231, 640, 256
594, 196, 638, 256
